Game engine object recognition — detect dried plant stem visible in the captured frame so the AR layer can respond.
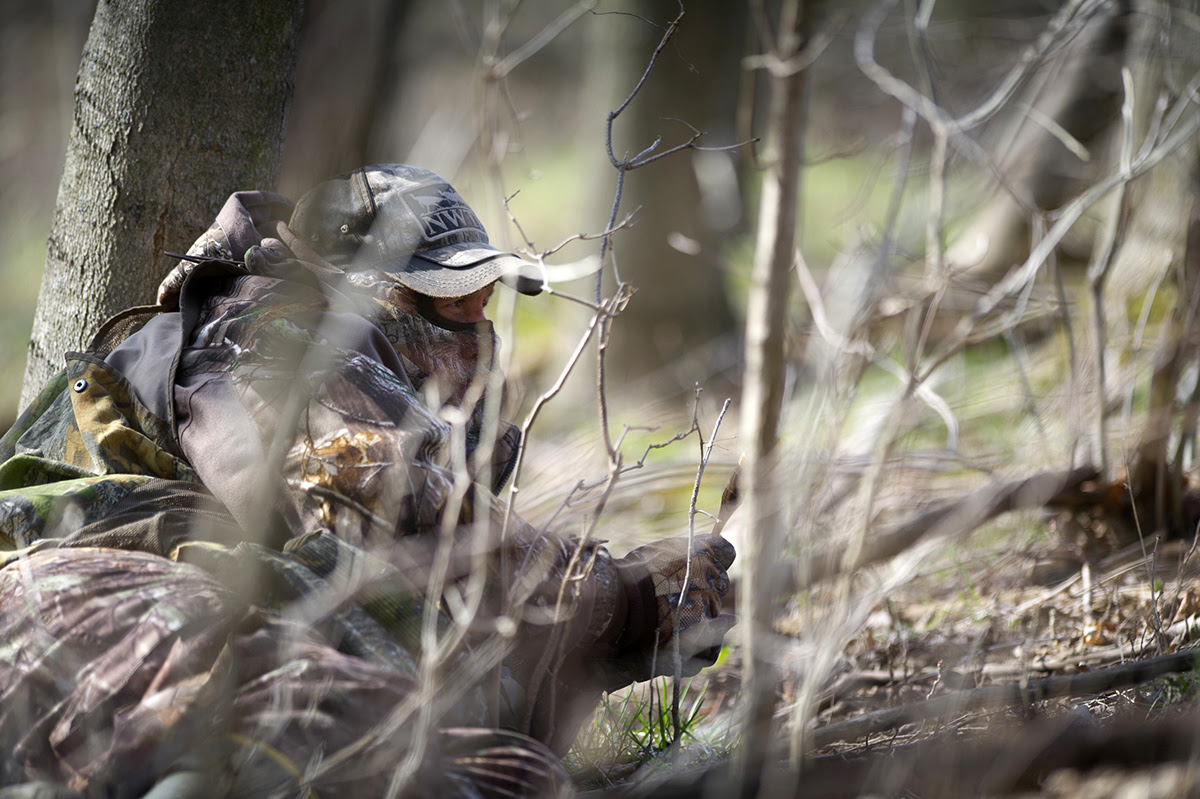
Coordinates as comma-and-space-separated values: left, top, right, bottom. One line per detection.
1087, 67, 1136, 477
740, 0, 808, 780
671, 397, 733, 746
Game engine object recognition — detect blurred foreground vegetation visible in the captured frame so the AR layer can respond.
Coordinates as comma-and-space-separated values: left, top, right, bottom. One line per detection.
9, 3, 1200, 793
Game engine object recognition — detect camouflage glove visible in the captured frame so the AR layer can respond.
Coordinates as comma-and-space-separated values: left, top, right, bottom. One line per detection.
600, 535, 736, 688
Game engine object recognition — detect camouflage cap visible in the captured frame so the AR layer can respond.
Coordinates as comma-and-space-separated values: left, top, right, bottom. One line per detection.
289, 164, 544, 297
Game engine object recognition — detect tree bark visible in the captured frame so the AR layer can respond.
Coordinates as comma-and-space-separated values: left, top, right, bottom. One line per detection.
20, 0, 304, 406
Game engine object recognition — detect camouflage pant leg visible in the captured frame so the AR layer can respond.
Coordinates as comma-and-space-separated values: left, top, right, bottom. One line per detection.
0, 548, 570, 798
0, 547, 235, 793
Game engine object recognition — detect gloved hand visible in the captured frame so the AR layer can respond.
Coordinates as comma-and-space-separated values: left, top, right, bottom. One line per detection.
601, 535, 736, 688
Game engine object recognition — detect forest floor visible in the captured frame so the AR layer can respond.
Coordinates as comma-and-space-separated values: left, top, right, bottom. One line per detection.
529, 353, 1200, 799
565, 507, 1200, 797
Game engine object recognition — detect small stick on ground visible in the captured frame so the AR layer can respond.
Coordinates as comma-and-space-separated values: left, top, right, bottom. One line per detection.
811, 648, 1200, 749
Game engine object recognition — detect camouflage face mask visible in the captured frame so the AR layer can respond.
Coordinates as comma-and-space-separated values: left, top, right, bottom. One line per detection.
342, 268, 500, 410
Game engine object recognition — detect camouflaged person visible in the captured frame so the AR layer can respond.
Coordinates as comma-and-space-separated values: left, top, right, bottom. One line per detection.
0, 165, 736, 798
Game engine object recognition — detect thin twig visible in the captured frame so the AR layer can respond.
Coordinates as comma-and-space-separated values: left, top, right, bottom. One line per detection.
488, 1, 597, 79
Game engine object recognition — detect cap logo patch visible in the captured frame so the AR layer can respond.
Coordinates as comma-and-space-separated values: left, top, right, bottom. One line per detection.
402, 184, 487, 245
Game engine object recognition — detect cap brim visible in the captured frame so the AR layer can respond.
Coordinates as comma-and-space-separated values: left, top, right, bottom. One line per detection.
387, 243, 545, 297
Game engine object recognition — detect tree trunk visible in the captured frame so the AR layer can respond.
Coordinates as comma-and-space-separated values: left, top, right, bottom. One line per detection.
597, 0, 744, 398
279, 0, 411, 197
20, 0, 304, 406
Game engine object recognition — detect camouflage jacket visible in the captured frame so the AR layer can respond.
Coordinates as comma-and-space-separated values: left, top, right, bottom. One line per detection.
1, 192, 525, 550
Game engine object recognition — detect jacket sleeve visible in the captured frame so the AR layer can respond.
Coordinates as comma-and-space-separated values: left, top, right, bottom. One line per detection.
171, 274, 632, 749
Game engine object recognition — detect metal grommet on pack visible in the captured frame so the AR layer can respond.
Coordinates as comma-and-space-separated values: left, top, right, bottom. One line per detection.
72, 379, 87, 393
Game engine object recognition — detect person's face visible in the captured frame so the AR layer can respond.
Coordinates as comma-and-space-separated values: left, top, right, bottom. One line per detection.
431, 283, 494, 324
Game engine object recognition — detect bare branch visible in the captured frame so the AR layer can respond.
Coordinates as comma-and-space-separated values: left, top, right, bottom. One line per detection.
811, 648, 1200, 749
605, 5, 686, 164
488, 1, 597, 79
671, 395, 733, 744
920, 96, 1200, 383
1086, 66, 1137, 477
802, 466, 1100, 589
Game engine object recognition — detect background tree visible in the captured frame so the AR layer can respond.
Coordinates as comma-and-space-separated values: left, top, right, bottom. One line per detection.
19, 0, 303, 406
591, 1, 745, 396
280, 0, 413, 195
